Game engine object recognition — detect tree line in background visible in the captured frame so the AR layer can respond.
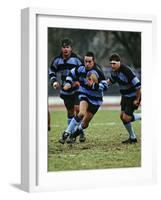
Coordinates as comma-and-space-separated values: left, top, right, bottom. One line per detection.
48, 28, 141, 69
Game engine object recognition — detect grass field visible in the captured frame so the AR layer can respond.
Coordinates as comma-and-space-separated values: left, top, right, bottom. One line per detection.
48, 109, 141, 171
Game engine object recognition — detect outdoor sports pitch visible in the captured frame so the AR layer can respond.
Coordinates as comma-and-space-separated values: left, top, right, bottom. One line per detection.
48, 109, 141, 171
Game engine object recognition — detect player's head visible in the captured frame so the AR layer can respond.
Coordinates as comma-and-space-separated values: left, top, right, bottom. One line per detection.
84, 51, 95, 70
109, 53, 121, 71
61, 38, 73, 58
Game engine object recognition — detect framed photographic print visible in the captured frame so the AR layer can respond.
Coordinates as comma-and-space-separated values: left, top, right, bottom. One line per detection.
21, 7, 156, 192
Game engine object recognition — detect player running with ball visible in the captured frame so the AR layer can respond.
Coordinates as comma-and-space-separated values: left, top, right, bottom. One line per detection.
59, 52, 108, 144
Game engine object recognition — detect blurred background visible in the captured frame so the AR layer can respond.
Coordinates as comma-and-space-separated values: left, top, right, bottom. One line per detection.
48, 28, 141, 107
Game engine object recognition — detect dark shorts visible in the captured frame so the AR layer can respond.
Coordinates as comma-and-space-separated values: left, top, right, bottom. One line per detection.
60, 93, 80, 110
79, 96, 100, 115
121, 96, 139, 116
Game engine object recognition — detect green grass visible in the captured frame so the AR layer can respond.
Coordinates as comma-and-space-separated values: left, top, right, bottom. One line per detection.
48, 109, 141, 171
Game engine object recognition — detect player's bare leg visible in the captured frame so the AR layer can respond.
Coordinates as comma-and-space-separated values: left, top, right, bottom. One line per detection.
72, 104, 85, 142
59, 107, 75, 144
61, 101, 87, 144
120, 112, 137, 144
77, 111, 94, 142
65, 101, 87, 143
74, 105, 79, 116
77, 101, 88, 118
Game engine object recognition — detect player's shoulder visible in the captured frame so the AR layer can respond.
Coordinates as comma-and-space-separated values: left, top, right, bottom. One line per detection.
120, 64, 133, 74
70, 52, 80, 59
70, 53, 83, 62
93, 64, 102, 73
121, 63, 131, 70
76, 65, 85, 73
70, 52, 78, 58
54, 54, 62, 60
51, 54, 62, 63
49, 56, 58, 66
94, 64, 106, 79
120, 64, 137, 81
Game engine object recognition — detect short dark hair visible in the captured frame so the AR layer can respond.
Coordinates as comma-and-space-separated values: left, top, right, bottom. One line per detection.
61, 38, 73, 47
85, 51, 95, 60
109, 53, 121, 62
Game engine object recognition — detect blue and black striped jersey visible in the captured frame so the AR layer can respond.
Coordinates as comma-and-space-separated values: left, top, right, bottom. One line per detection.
66, 64, 108, 106
49, 52, 83, 96
109, 64, 141, 97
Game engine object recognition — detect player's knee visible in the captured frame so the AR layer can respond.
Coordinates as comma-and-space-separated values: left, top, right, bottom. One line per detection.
67, 108, 74, 117
120, 113, 123, 120
122, 114, 131, 123
78, 111, 85, 119
82, 121, 89, 129
74, 105, 79, 115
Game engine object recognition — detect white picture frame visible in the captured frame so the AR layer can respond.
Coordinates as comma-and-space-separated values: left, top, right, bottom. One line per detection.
21, 7, 156, 192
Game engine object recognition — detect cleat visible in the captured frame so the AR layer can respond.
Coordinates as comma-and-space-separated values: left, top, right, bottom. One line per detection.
122, 138, 137, 144
66, 135, 76, 144
79, 132, 86, 143
48, 126, 51, 131
58, 131, 69, 144
58, 138, 66, 144
72, 129, 80, 138
68, 129, 86, 143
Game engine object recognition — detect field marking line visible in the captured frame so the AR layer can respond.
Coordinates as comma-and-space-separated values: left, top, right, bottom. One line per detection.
50, 122, 118, 128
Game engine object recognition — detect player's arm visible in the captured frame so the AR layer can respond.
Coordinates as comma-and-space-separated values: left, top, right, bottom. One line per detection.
134, 88, 141, 107
49, 59, 60, 89
124, 67, 141, 106
107, 71, 117, 86
63, 74, 73, 90
63, 67, 79, 90
97, 80, 108, 91
106, 78, 113, 86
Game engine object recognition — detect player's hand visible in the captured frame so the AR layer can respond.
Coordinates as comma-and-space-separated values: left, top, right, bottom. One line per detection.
72, 81, 80, 88
63, 83, 72, 90
53, 81, 60, 89
133, 100, 140, 108
106, 79, 111, 86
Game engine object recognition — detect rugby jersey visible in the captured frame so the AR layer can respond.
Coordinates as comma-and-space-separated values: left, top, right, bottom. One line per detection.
49, 52, 83, 96
66, 64, 108, 106
109, 64, 141, 97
